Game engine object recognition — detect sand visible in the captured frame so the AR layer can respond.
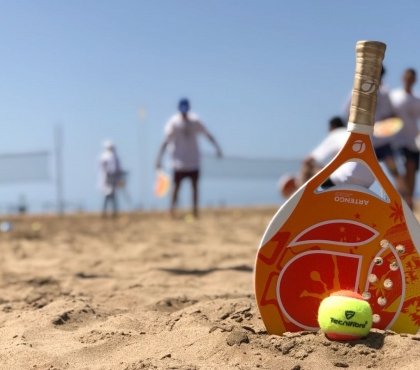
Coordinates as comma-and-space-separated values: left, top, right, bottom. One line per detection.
0, 207, 419, 370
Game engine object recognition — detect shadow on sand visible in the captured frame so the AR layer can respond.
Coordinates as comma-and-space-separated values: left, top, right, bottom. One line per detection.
158, 264, 253, 276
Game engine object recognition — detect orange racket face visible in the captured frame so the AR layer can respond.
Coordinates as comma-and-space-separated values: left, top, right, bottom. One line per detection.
373, 117, 403, 138
154, 170, 170, 198
255, 132, 420, 335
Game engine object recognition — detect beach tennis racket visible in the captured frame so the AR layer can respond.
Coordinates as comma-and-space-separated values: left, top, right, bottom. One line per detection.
254, 41, 420, 335
373, 117, 403, 138
154, 169, 171, 198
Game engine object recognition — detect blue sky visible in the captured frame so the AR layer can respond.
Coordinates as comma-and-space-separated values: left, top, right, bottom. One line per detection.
1, 1, 420, 212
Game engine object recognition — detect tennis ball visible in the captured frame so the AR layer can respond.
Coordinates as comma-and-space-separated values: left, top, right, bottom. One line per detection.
31, 222, 42, 232
318, 290, 372, 341
184, 214, 195, 223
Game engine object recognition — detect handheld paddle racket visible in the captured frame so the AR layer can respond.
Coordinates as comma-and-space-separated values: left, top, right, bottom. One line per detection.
373, 117, 403, 138
255, 41, 420, 335
154, 169, 171, 198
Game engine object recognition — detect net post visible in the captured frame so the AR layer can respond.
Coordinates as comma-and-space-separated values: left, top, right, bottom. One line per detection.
54, 124, 64, 215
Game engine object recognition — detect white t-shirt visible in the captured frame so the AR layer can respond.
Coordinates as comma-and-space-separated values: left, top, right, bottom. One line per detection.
311, 128, 348, 166
100, 149, 120, 175
310, 127, 375, 188
375, 86, 394, 122
345, 86, 394, 147
164, 112, 210, 171
373, 86, 395, 147
99, 149, 121, 195
390, 88, 420, 151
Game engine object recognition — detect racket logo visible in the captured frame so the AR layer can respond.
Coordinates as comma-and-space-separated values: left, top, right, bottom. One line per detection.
352, 140, 366, 153
345, 310, 356, 320
361, 80, 376, 94
334, 192, 370, 206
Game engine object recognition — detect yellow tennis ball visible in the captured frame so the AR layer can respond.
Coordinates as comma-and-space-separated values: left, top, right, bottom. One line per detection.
318, 290, 372, 341
31, 222, 42, 232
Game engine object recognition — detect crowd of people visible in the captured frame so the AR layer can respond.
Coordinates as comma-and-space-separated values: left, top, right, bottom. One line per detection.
280, 67, 420, 210
99, 67, 420, 218
99, 98, 222, 218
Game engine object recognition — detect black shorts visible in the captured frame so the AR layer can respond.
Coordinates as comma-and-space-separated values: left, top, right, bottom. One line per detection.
375, 143, 394, 161
399, 147, 420, 171
321, 178, 335, 189
173, 169, 200, 183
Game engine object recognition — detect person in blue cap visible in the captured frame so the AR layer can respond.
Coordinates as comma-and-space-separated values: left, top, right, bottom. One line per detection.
156, 98, 223, 218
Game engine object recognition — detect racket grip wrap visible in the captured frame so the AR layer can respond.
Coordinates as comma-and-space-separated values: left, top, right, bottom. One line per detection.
349, 41, 386, 133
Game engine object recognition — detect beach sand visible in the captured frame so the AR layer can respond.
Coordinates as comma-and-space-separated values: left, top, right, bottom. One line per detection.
0, 207, 419, 369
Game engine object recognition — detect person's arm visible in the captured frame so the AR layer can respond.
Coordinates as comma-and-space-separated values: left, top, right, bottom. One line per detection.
155, 120, 175, 169
197, 120, 223, 157
300, 156, 321, 183
205, 132, 223, 157
155, 139, 169, 169
414, 97, 420, 123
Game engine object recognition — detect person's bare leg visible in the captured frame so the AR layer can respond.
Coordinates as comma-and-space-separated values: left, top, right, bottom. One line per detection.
111, 191, 118, 218
404, 159, 416, 209
102, 195, 109, 217
191, 176, 199, 218
171, 179, 181, 218
383, 156, 406, 197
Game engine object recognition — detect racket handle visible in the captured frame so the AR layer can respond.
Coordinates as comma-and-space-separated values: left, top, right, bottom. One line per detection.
348, 41, 386, 134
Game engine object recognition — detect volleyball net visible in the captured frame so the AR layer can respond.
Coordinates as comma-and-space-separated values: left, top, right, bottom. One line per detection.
201, 153, 301, 180
0, 151, 51, 184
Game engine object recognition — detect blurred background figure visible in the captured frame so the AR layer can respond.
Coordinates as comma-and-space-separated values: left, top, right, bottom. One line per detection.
99, 140, 124, 217
279, 116, 346, 197
299, 116, 350, 187
390, 68, 420, 209
279, 116, 374, 198
345, 65, 406, 196
155, 98, 223, 219
17, 194, 28, 215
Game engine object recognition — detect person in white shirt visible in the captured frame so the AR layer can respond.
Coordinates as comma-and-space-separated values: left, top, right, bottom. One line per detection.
343, 66, 405, 196
279, 117, 374, 198
100, 140, 124, 217
389, 68, 420, 209
155, 98, 223, 218
305, 117, 375, 188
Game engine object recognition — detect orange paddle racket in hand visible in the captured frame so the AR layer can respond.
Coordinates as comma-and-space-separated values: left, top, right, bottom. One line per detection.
373, 117, 403, 138
255, 41, 420, 335
154, 170, 171, 198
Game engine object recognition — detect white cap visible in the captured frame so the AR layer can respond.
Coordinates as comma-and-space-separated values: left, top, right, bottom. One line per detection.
103, 140, 114, 149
